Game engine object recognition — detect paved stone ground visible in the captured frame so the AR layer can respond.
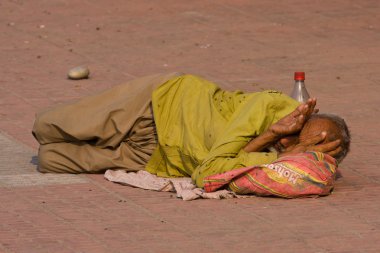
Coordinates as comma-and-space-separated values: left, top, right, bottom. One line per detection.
0, 0, 379, 252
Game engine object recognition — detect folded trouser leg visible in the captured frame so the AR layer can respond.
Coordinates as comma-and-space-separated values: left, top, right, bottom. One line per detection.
37, 104, 158, 173
38, 140, 155, 173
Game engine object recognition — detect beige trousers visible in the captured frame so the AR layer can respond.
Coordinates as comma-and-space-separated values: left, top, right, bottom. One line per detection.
32, 73, 179, 173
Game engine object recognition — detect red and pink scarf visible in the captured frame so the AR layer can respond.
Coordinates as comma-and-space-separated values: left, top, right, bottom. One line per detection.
204, 152, 338, 198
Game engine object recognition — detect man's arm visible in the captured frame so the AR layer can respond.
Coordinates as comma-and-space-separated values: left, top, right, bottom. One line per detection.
244, 98, 342, 158
243, 98, 317, 153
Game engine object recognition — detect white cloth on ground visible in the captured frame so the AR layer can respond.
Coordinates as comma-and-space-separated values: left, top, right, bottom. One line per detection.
104, 170, 236, 201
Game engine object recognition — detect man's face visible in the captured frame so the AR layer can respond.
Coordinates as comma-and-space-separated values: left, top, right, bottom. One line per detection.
273, 118, 341, 152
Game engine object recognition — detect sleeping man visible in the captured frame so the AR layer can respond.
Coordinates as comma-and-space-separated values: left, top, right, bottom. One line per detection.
32, 73, 350, 196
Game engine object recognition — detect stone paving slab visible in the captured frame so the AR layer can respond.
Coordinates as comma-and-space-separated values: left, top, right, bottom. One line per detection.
0, 132, 88, 187
1, 0, 380, 252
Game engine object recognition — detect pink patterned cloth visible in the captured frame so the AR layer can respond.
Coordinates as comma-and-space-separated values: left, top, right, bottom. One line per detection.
204, 152, 338, 198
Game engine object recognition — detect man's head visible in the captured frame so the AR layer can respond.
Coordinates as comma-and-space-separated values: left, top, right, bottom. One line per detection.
275, 113, 351, 163
301, 114, 350, 162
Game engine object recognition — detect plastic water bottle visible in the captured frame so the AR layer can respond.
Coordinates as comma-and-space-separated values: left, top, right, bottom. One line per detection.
290, 72, 310, 103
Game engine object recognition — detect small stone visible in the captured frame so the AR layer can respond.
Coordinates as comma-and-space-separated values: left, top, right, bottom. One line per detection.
96, 27, 100, 31
39, 24, 45, 29
67, 66, 90, 80
37, 55, 41, 59
199, 43, 211, 49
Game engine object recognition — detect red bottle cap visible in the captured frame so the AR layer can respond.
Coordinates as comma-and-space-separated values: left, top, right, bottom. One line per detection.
294, 72, 305, 81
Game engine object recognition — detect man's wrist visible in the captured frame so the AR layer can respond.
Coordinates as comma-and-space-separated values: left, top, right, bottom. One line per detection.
244, 130, 278, 152
264, 129, 281, 142
255, 130, 280, 149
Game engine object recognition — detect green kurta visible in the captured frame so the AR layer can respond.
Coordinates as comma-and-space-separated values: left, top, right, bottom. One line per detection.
145, 74, 299, 187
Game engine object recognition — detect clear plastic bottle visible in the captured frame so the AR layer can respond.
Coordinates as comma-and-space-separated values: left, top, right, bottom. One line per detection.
290, 71, 310, 103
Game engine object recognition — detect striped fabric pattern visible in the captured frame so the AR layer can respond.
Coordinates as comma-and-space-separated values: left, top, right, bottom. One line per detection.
203, 152, 338, 198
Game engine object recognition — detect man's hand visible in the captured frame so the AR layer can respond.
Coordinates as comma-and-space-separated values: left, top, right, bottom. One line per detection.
269, 98, 317, 138
279, 131, 342, 157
